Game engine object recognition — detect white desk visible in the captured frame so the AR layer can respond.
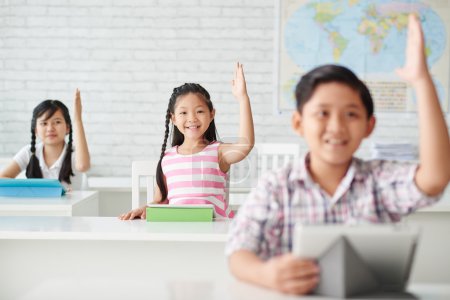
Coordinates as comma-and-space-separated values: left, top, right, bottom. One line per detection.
1, 216, 449, 299
0, 191, 99, 216
13, 278, 450, 300
0, 216, 230, 299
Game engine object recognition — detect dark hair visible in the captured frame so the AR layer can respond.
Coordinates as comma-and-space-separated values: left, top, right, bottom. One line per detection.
295, 64, 374, 118
26, 100, 74, 184
156, 83, 218, 201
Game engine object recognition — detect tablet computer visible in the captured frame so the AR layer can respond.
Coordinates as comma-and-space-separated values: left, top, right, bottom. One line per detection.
293, 224, 419, 292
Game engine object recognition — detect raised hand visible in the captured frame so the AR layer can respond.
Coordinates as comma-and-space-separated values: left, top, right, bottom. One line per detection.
395, 14, 430, 86
231, 62, 249, 100
74, 88, 83, 122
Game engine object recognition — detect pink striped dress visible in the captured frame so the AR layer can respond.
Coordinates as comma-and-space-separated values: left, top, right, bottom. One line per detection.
161, 141, 234, 218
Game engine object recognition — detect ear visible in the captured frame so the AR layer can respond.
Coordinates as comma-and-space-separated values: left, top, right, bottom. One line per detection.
170, 113, 176, 124
291, 110, 304, 136
66, 124, 70, 135
364, 115, 376, 137
210, 108, 216, 121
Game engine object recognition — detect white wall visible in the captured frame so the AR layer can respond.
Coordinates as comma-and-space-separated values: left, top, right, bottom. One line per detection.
1, 0, 449, 177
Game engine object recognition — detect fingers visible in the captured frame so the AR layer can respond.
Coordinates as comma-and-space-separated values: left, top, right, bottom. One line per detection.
118, 208, 143, 220
129, 209, 139, 219
281, 260, 319, 280
281, 275, 319, 295
279, 258, 319, 295
118, 211, 131, 220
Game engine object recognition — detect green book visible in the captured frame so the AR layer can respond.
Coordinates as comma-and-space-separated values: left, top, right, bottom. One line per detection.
146, 204, 214, 222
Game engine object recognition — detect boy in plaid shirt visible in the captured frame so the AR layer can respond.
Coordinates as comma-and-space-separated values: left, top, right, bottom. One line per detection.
226, 15, 450, 295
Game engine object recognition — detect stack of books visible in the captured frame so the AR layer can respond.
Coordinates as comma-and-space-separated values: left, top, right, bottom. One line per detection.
0, 178, 66, 197
371, 143, 418, 161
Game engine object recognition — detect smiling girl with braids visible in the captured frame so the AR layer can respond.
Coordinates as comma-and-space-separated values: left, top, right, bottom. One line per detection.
120, 63, 254, 220
0, 89, 90, 190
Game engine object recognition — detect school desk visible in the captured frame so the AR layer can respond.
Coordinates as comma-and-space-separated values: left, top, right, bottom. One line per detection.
6, 274, 450, 299
0, 212, 449, 299
0, 216, 229, 299
0, 190, 99, 216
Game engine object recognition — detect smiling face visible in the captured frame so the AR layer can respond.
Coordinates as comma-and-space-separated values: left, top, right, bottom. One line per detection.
292, 82, 376, 168
171, 92, 215, 143
35, 109, 69, 146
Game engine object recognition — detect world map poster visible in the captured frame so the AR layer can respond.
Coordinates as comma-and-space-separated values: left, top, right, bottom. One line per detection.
276, 0, 449, 113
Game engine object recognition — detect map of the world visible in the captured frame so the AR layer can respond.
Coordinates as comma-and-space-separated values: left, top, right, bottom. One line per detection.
277, 0, 449, 113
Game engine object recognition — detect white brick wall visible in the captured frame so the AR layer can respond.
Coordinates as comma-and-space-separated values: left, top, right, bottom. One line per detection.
1, 0, 449, 176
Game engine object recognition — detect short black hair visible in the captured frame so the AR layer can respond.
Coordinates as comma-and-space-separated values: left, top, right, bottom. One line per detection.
295, 64, 374, 118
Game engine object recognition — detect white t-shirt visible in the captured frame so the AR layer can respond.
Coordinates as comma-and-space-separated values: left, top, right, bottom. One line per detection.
13, 143, 85, 190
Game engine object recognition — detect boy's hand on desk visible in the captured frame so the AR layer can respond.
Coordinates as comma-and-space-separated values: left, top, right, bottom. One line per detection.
118, 206, 146, 220
261, 253, 319, 295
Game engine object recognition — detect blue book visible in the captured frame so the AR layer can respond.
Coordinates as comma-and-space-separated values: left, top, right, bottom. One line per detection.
0, 179, 66, 198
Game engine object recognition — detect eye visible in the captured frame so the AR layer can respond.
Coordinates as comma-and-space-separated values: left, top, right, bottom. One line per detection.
346, 111, 359, 118
197, 110, 204, 114
317, 110, 328, 118
179, 112, 187, 115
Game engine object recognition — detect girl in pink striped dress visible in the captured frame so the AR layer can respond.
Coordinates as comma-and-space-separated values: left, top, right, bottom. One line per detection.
120, 63, 254, 220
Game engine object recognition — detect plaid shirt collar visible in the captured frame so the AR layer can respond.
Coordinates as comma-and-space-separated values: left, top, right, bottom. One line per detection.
288, 153, 359, 204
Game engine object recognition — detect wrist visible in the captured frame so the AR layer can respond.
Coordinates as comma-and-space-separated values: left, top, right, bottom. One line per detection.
237, 94, 250, 103
411, 72, 432, 88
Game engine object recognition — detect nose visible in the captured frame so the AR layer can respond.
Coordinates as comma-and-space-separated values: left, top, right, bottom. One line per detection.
187, 113, 198, 123
327, 114, 345, 133
46, 123, 55, 131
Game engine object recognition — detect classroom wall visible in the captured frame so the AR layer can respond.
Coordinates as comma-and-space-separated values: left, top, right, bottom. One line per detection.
1, 0, 449, 177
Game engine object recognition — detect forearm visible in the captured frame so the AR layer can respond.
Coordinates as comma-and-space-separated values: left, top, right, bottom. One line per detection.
0, 161, 21, 178
237, 95, 255, 149
415, 75, 450, 193
73, 118, 91, 172
229, 250, 268, 288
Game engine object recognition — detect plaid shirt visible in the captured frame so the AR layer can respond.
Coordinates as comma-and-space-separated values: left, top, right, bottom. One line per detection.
226, 154, 440, 260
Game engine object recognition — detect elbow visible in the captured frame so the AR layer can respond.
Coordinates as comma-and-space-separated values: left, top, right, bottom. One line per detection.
244, 142, 255, 154
75, 162, 91, 173
422, 180, 449, 196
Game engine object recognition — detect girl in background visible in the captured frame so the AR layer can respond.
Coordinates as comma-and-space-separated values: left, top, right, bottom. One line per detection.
120, 63, 254, 219
0, 89, 90, 190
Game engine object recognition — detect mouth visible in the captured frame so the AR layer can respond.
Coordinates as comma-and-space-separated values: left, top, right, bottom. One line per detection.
185, 125, 200, 130
325, 138, 348, 146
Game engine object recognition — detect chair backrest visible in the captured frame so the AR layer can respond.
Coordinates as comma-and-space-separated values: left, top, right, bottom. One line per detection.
258, 143, 300, 174
229, 143, 300, 189
131, 160, 158, 209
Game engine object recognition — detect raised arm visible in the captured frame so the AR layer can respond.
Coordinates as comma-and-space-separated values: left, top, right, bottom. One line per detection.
396, 15, 450, 195
219, 63, 255, 171
73, 89, 91, 172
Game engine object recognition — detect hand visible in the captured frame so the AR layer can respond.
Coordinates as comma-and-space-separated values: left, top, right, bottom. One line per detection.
231, 62, 249, 100
261, 254, 319, 295
118, 206, 146, 220
74, 88, 83, 122
395, 14, 430, 86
